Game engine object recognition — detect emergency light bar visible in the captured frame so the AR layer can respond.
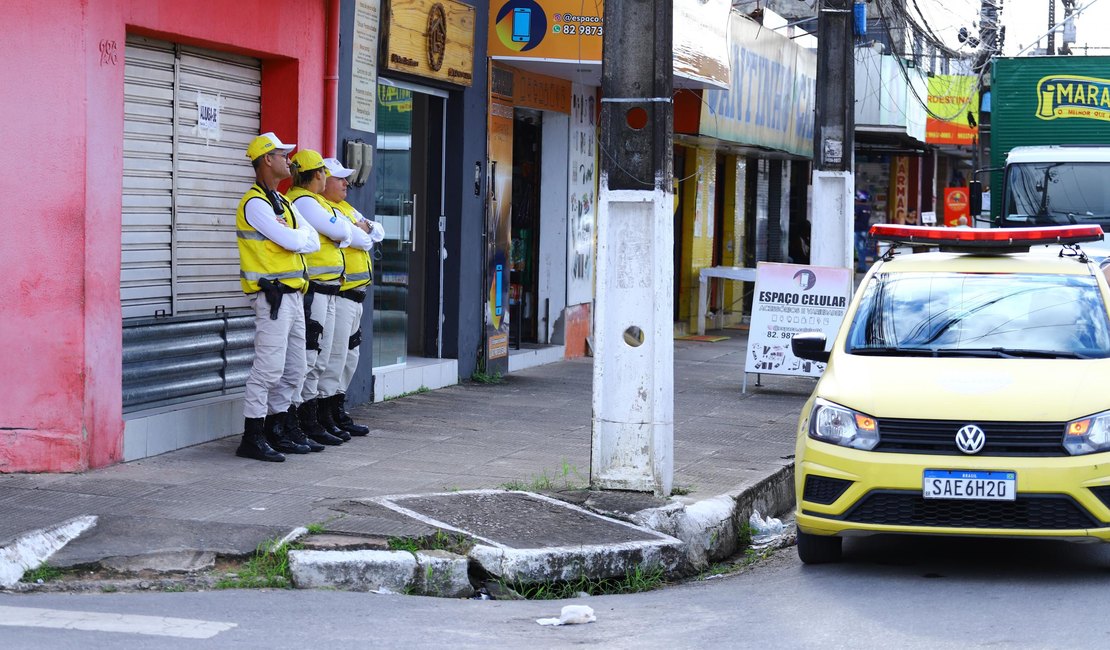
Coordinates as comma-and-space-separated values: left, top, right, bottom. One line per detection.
869, 224, 1104, 249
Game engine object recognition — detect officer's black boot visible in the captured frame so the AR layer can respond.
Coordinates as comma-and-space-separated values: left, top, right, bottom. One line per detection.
236, 417, 285, 462
331, 393, 369, 436
316, 397, 351, 441
297, 399, 344, 446
286, 406, 324, 452
264, 413, 311, 455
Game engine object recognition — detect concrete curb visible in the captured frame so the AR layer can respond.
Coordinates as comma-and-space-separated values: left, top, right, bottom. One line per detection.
288, 548, 474, 597
631, 464, 796, 570
0, 515, 98, 588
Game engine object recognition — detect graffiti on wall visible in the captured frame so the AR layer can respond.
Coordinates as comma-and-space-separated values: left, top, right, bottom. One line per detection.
566, 82, 597, 307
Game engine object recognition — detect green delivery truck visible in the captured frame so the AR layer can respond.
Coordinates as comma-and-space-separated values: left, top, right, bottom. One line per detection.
981, 56, 1110, 238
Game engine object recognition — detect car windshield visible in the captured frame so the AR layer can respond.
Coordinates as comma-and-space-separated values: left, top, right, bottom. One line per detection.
845, 272, 1110, 359
1004, 162, 1110, 226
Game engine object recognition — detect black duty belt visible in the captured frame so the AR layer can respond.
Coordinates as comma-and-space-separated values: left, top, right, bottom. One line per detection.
339, 289, 367, 303
257, 278, 299, 320
308, 281, 342, 296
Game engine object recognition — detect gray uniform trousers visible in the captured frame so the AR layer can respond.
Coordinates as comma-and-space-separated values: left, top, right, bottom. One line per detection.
244, 291, 307, 419
319, 293, 363, 397
299, 288, 338, 403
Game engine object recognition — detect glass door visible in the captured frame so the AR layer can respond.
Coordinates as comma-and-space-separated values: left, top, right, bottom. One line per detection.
373, 87, 414, 367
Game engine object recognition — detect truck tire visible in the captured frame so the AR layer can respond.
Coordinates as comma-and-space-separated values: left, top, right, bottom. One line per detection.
797, 530, 842, 564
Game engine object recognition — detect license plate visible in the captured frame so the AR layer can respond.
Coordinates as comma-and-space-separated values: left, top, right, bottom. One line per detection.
923, 470, 1016, 501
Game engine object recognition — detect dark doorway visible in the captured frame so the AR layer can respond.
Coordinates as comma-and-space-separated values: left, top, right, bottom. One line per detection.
510, 108, 542, 346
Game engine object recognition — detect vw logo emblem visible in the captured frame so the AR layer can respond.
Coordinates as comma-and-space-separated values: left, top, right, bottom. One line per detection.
955, 424, 986, 455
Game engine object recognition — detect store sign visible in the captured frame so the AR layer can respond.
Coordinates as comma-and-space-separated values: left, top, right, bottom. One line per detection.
673, 0, 730, 89
385, 0, 475, 86
700, 13, 816, 157
351, 0, 381, 133
944, 187, 971, 227
892, 156, 911, 224
1036, 74, 1110, 122
745, 263, 851, 379
926, 75, 978, 145
488, 0, 603, 63
513, 67, 571, 114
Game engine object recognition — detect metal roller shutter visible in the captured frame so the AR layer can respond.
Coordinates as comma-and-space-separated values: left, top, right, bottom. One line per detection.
121, 36, 261, 412
121, 35, 260, 319
122, 37, 175, 319
174, 46, 259, 314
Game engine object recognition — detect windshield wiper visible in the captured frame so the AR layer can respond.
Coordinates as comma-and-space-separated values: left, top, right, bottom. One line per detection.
932, 347, 1088, 359
849, 346, 938, 357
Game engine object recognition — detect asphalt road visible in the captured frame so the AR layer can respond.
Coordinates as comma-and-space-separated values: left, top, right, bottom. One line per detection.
2, 535, 1108, 649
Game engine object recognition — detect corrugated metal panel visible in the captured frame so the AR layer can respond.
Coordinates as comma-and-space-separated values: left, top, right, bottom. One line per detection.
122, 313, 255, 411
990, 56, 1110, 215
174, 46, 259, 315
122, 37, 175, 319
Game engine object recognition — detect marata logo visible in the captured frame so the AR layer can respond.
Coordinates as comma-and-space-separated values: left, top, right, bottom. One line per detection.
1036, 75, 1110, 122
427, 3, 447, 72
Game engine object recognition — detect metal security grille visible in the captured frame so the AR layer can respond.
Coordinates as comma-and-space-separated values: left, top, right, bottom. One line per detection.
121, 35, 261, 411
122, 35, 260, 319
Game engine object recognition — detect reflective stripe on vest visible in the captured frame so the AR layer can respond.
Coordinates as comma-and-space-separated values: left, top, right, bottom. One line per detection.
235, 185, 308, 294
287, 186, 345, 282
330, 199, 373, 291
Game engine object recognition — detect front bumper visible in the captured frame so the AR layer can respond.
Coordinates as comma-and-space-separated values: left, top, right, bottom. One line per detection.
796, 439, 1110, 541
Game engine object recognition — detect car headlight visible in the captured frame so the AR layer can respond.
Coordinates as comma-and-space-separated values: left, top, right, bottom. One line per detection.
1064, 410, 1110, 455
809, 398, 880, 450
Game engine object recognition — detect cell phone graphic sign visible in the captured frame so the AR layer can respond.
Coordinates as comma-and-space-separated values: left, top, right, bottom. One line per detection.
745, 263, 852, 379
488, 0, 603, 62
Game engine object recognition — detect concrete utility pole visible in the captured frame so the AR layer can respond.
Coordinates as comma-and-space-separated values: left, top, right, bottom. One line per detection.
810, 0, 855, 269
1047, 0, 1056, 55
592, 0, 674, 496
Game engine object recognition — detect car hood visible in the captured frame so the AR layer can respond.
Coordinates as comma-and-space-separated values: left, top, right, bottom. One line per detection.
817, 354, 1110, 422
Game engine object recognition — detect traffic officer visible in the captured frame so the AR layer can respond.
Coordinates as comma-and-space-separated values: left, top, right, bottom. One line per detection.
235, 132, 321, 462
286, 149, 354, 446
319, 157, 384, 436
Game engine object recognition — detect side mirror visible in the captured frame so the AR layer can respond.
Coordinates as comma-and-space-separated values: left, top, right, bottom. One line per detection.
969, 180, 982, 216
792, 332, 830, 363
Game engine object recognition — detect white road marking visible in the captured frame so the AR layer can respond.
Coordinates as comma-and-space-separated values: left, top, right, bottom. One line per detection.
0, 605, 237, 639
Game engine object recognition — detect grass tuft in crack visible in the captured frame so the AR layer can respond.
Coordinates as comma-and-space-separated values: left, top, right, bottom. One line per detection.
503, 565, 666, 600
215, 539, 302, 590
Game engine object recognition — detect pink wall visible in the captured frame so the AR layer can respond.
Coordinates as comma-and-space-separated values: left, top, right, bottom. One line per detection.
0, 0, 327, 473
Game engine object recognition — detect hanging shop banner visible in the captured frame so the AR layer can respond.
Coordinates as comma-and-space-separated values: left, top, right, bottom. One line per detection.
485, 92, 515, 369
700, 13, 816, 157
926, 75, 979, 145
673, 0, 730, 89
351, 0, 382, 132
385, 0, 475, 86
488, 0, 603, 62
514, 67, 571, 114
745, 263, 852, 378
567, 82, 597, 307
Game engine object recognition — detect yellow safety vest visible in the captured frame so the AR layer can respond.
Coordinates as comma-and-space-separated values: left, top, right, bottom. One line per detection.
286, 186, 345, 282
235, 185, 308, 294
330, 200, 373, 292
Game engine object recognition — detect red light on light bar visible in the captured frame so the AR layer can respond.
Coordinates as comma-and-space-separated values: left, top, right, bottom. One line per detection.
869, 224, 1104, 247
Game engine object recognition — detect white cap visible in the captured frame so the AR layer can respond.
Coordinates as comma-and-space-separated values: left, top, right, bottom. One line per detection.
323, 157, 356, 179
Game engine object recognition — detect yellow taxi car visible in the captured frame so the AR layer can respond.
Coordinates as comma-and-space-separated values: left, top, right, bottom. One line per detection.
790, 224, 1110, 563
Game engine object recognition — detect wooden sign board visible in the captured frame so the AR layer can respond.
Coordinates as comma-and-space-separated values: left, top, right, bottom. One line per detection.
385, 0, 476, 86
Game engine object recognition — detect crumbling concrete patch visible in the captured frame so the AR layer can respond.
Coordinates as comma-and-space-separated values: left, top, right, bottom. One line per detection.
632, 464, 795, 570
0, 515, 97, 588
415, 550, 473, 598
100, 550, 216, 574
468, 539, 684, 585
288, 549, 416, 592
